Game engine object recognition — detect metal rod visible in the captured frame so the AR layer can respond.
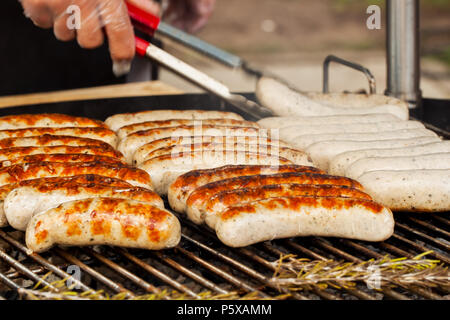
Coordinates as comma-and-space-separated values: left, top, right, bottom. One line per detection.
157, 22, 243, 69
385, 0, 422, 110
323, 55, 376, 94
115, 247, 200, 299
0, 248, 58, 292
54, 248, 134, 297
0, 230, 92, 293
152, 250, 229, 295
82, 248, 165, 298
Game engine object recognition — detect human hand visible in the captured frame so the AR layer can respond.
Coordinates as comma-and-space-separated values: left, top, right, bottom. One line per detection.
19, 0, 160, 76
163, 0, 215, 33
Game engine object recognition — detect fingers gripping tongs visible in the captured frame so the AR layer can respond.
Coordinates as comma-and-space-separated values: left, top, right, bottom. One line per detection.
126, 2, 273, 119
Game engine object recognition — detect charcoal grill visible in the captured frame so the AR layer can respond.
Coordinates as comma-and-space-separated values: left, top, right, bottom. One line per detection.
0, 93, 448, 300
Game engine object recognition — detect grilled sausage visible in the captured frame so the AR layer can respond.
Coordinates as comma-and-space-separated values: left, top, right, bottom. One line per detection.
289, 128, 438, 150
139, 151, 293, 195
357, 169, 450, 212
5, 185, 163, 231
0, 113, 106, 130
215, 196, 394, 247
0, 162, 153, 189
133, 136, 292, 166
118, 125, 272, 163
257, 114, 402, 129
117, 118, 259, 139
105, 110, 244, 131
168, 164, 324, 213
279, 121, 424, 141
1, 154, 125, 168
0, 174, 132, 227
0, 135, 115, 150
0, 127, 118, 147
306, 136, 442, 170
143, 143, 313, 166
256, 77, 409, 120
26, 198, 181, 253
345, 153, 450, 179
329, 141, 450, 175
0, 146, 124, 162
203, 184, 373, 229
186, 172, 364, 224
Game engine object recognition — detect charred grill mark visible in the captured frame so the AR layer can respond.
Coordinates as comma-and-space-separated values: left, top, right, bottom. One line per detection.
206, 184, 373, 212
0, 162, 151, 185
221, 196, 385, 220
0, 135, 114, 149
0, 114, 106, 127
1, 154, 124, 167
130, 125, 262, 138
0, 146, 123, 160
0, 127, 115, 138
187, 172, 364, 207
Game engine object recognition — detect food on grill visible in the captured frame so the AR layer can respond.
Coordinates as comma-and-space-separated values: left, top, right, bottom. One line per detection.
0, 127, 118, 147
118, 125, 271, 163
257, 113, 403, 128
215, 196, 394, 247
345, 153, 450, 179
133, 136, 292, 165
279, 121, 424, 140
0, 135, 116, 150
357, 170, 450, 212
5, 185, 163, 231
256, 77, 409, 120
0, 175, 133, 227
203, 184, 373, 229
287, 128, 438, 150
168, 164, 324, 213
0, 113, 107, 129
0, 162, 153, 189
329, 141, 450, 175
1, 154, 125, 167
185, 172, 364, 224
139, 151, 293, 195
306, 136, 442, 170
0, 146, 124, 162
117, 118, 260, 139
26, 198, 181, 253
144, 143, 314, 166
105, 109, 244, 131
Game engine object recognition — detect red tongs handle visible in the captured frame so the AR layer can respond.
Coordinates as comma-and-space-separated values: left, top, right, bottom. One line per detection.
135, 36, 150, 57
126, 2, 160, 36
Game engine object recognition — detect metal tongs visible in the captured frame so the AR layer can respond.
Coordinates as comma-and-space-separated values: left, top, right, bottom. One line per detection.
126, 2, 273, 119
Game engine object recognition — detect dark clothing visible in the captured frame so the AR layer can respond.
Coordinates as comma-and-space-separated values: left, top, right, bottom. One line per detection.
0, 0, 126, 96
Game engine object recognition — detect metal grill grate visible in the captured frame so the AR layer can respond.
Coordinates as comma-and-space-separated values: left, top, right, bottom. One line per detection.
0, 210, 448, 300
0, 95, 448, 300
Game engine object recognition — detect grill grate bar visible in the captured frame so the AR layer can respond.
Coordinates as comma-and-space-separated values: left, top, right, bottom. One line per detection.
0, 229, 92, 293
115, 247, 200, 299
82, 247, 166, 298
430, 214, 450, 227
395, 223, 450, 251
404, 217, 450, 239
54, 247, 134, 297
0, 247, 58, 292
338, 240, 443, 300
268, 242, 382, 300
152, 250, 229, 295
390, 233, 450, 264
291, 238, 412, 300
175, 246, 265, 296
